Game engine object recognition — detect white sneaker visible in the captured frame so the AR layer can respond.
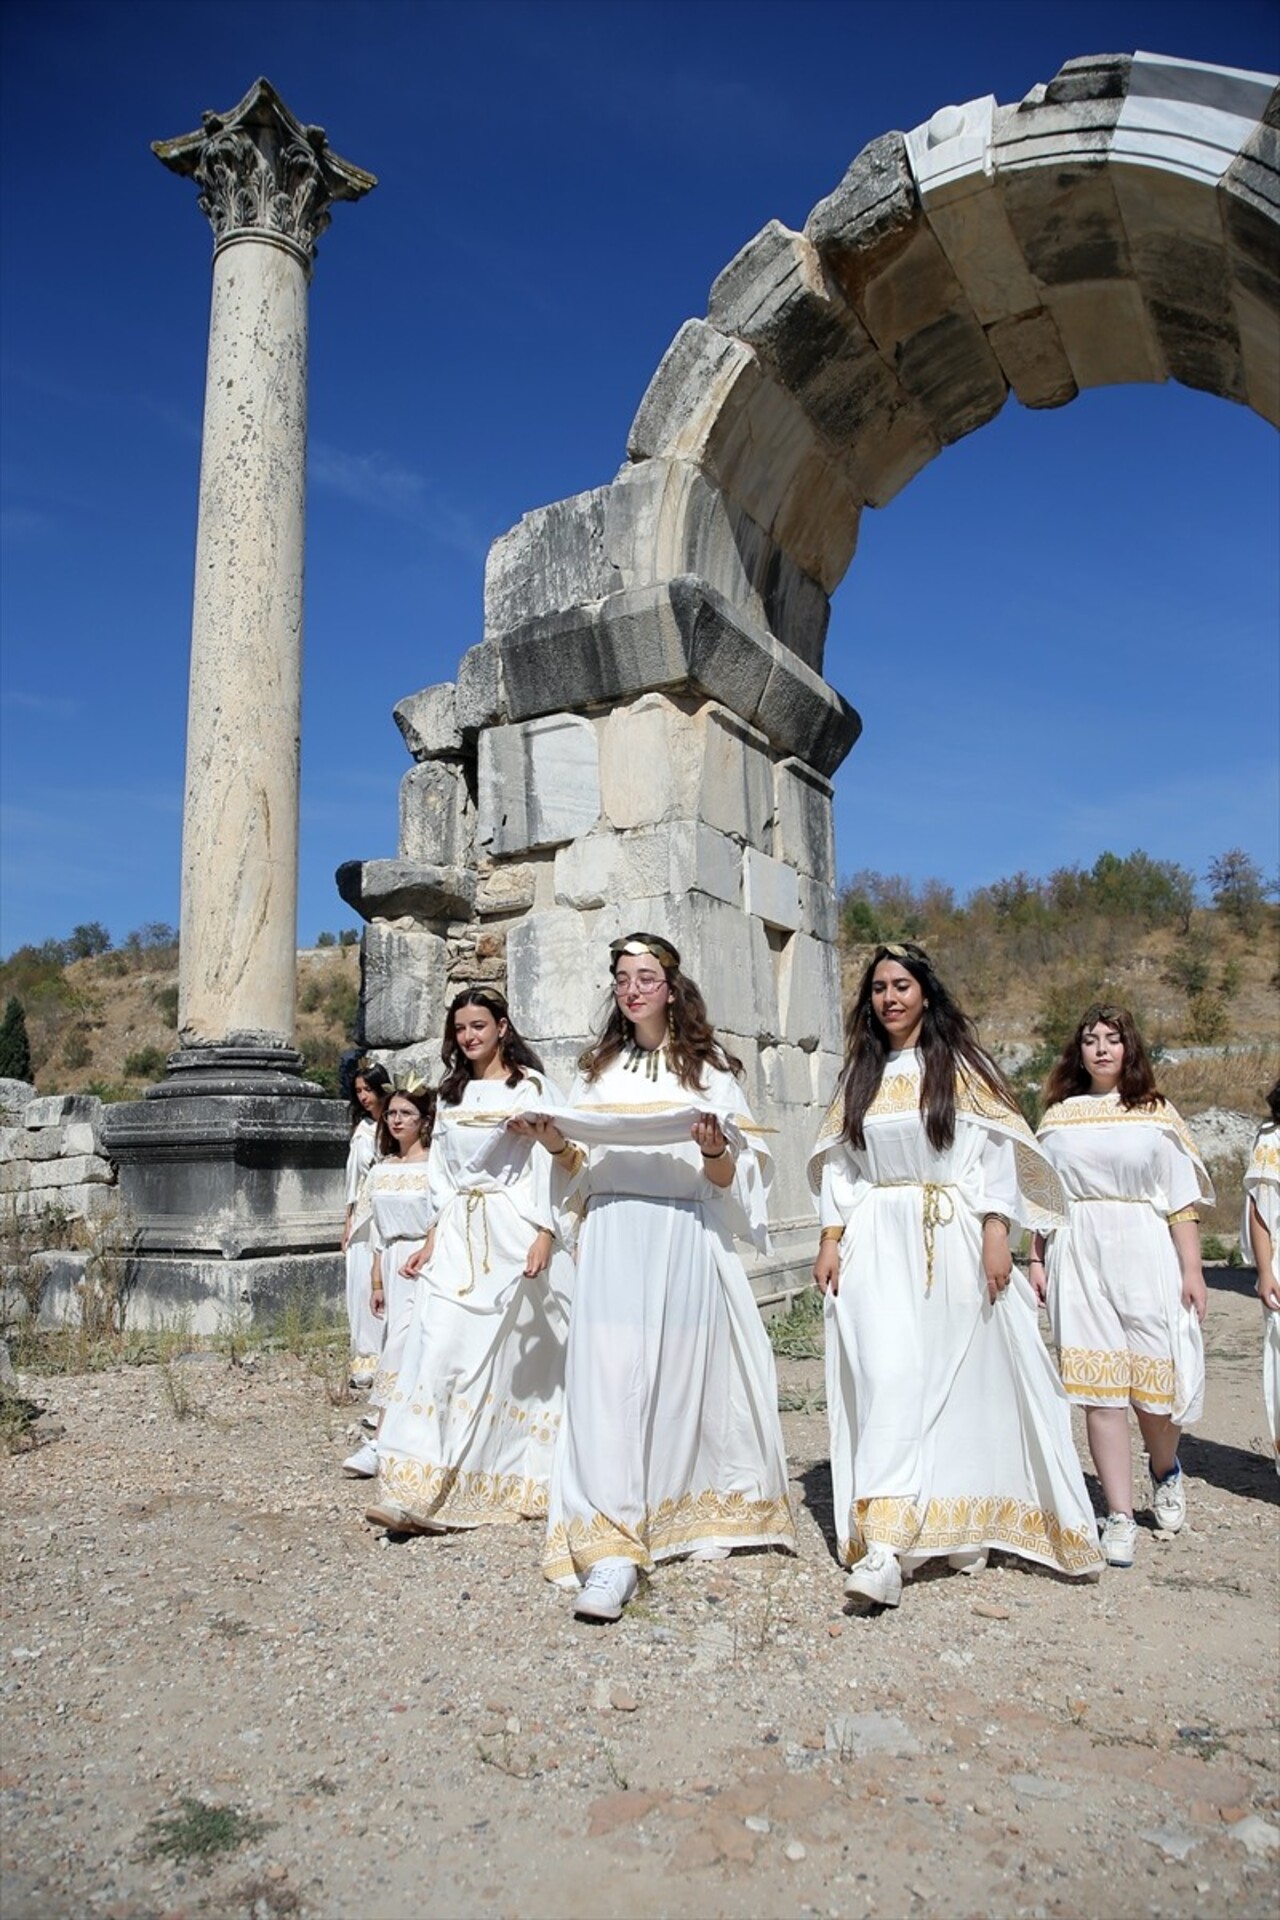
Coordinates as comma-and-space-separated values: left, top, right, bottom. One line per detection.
1100, 1512, 1138, 1567
843, 1544, 903, 1608
1151, 1460, 1186, 1534
947, 1548, 988, 1575
574, 1559, 638, 1621
341, 1441, 379, 1477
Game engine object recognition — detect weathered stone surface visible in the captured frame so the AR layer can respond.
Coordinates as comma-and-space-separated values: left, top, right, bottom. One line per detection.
455, 641, 502, 735
336, 859, 474, 924
393, 683, 463, 761
484, 489, 618, 641
1041, 276, 1167, 388
27, 1155, 116, 1189
496, 579, 861, 780
554, 822, 741, 912
477, 715, 601, 856
1113, 51, 1274, 186
984, 308, 1078, 408
474, 863, 539, 917
0, 1125, 63, 1162
63, 1122, 103, 1157
359, 925, 450, 1050
699, 708, 775, 847
399, 761, 475, 868
799, 875, 839, 944
774, 757, 836, 883
778, 933, 842, 1052
742, 849, 800, 932
0, 1079, 35, 1124
24, 1094, 103, 1130
598, 693, 703, 829
506, 909, 608, 1043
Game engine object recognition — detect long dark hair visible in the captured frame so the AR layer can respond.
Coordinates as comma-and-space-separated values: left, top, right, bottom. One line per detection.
348, 1061, 392, 1132
1267, 1077, 1280, 1127
438, 988, 545, 1107
376, 1084, 437, 1157
580, 933, 743, 1092
1044, 1003, 1162, 1111
841, 942, 1013, 1152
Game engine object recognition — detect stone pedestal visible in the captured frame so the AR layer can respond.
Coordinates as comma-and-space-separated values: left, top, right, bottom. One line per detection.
102, 82, 374, 1322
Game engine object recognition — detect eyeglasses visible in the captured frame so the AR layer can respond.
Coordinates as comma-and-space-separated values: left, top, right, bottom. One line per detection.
613, 973, 666, 996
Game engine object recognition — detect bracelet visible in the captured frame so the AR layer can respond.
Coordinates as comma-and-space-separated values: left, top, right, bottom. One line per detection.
701, 1145, 731, 1161
549, 1141, 572, 1158
819, 1226, 845, 1243
982, 1212, 1010, 1231
1028, 1257, 1045, 1268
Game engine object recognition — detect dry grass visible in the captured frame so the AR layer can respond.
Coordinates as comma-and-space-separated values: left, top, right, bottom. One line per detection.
1159, 1047, 1279, 1118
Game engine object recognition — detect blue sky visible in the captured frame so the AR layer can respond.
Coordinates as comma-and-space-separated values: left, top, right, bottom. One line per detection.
1, 0, 1277, 955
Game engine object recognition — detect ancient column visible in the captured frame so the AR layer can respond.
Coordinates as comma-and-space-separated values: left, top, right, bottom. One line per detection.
102, 82, 374, 1325
155, 78, 375, 1085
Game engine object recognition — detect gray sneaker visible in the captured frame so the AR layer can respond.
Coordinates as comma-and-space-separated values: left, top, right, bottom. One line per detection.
1151, 1460, 1186, 1534
1100, 1512, 1138, 1567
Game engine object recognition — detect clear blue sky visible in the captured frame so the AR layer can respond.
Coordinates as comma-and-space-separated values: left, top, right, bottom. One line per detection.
2, 0, 1277, 955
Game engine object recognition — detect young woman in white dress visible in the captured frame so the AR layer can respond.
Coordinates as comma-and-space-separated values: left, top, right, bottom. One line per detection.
341, 1081, 436, 1479
1241, 1077, 1280, 1475
515, 933, 795, 1622
1033, 1005, 1212, 1567
364, 988, 570, 1534
811, 942, 1101, 1610
342, 1062, 391, 1390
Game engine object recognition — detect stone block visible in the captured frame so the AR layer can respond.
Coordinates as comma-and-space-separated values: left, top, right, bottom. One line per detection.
370, 1042, 440, 1087
0, 1125, 62, 1162
477, 715, 601, 856
709, 220, 942, 512
700, 707, 775, 847
399, 760, 475, 868
774, 757, 836, 883
1232, 283, 1280, 425
336, 859, 475, 925
474, 863, 539, 917
799, 876, 839, 943
997, 143, 1133, 288
484, 488, 618, 639
616, 893, 778, 1040
777, 933, 842, 1052
743, 849, 801, 932
599, 692, 704, 829
455, 642, 502, 735
28, 1155, 114, 1189
1112, 51, 1275, 187
62, 1124, 102, 1156
984, 309, 1077, 408
990, 73, 1128, 177
506, 909, 609, 1042
392, 683, 463, 761
608, 459, 833, 667
554, 821, 742, 913
0, 1079, 35, 1124
360, 925, 450, 1050
758, 1041, 820, 1110
1039, 277, 1167, 388
24, 1094, 102, 1130
0, 1160, 23, 1193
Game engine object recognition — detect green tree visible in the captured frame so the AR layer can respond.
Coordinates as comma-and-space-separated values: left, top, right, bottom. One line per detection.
0, 997, 33, 1081
1206, 848, 1267, 934
66, 922, 112, 960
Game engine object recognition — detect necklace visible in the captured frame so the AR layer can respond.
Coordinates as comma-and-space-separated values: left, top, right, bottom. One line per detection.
622, 1039, 666, 1083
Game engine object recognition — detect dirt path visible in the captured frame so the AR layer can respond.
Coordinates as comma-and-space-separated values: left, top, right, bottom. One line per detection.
2, 1268, 1277, 1920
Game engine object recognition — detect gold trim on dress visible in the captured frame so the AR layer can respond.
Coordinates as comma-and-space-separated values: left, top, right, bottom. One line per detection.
542, 1488, 797, 1581
1057, 1344, 1176, 1410
843, 1492, 1100, 1575
1037, 1095, 1214, 1205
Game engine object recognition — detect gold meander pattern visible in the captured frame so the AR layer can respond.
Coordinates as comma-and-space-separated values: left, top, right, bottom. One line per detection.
1038, 1097, 1213, 1204
543, 1489, 796, 1580
843, 1494, 1100, 1575
809, 1069, 1064, 1224
1058, 1345, 1175, 1409
377, 1456, 550, 1525
368, 1166, 432, 1193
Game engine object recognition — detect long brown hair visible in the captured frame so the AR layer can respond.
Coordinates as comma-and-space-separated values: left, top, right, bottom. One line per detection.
438, 988, 545, 1106
376, 1084, 437, 1157
579, 934, 743, 1092
348, 1061, 392, 1133
1043, 1003, 1163, 1111
840, 942, 1013, 1152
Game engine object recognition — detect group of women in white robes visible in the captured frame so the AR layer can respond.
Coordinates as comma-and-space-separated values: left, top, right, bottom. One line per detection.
1242, 1081, 1280, 1472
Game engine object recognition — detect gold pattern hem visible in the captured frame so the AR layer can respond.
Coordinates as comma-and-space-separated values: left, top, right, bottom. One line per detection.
844, 1493, 1101, 1576
1058, 1344, 1176, 1410
543, 1489, 797, 1583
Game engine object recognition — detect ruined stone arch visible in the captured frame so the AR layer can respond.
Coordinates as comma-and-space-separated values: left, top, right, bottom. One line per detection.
350, 49, 1279, 1296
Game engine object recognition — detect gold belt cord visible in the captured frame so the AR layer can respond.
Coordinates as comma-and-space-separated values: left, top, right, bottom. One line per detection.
460, 1190, 491, 1296
920, 1182, 955, 1295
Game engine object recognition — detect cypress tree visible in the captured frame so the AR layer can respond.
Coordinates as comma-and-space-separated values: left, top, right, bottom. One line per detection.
0, 997, 33, 1082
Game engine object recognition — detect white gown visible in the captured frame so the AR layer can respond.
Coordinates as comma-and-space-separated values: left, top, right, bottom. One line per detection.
1037, 1095, 1212, 1425
1241, 1121, 1280, 1473
366, 1158, 434, 1411
543, 1052, 796, 1585
810, 1052, 1101, 1578
375, 1074, 572, 1528
344, 1117, 384, 1380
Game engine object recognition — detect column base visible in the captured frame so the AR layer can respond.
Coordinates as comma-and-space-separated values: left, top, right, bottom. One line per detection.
146, 1042, 327, 1100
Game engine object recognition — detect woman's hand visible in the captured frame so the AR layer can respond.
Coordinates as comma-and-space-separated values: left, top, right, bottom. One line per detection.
982, 1217, 1012, 1303
813, 1239, 842, 1298
692, 1114, 734, 1189
1170, 1218, 1208, 1325
341, 1204, 353, 1255
1181, 1268, 1209, 1324
370, 1253, 385, 1319
508, 1113, 569, 1155
401, 1228, 435, 1277
1027, 1232, 1048, 1305
1258, 1270, 1280, 1313
524, 1229, 554, 1278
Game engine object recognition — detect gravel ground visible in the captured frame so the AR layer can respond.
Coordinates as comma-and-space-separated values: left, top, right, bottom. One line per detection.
2, 1267, 1277, 1920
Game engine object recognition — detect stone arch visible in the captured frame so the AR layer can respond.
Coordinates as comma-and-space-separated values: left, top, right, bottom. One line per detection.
349, 49, 1278, 1298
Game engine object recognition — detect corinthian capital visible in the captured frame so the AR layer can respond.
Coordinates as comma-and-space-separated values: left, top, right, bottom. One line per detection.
154, 77, 375, 268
